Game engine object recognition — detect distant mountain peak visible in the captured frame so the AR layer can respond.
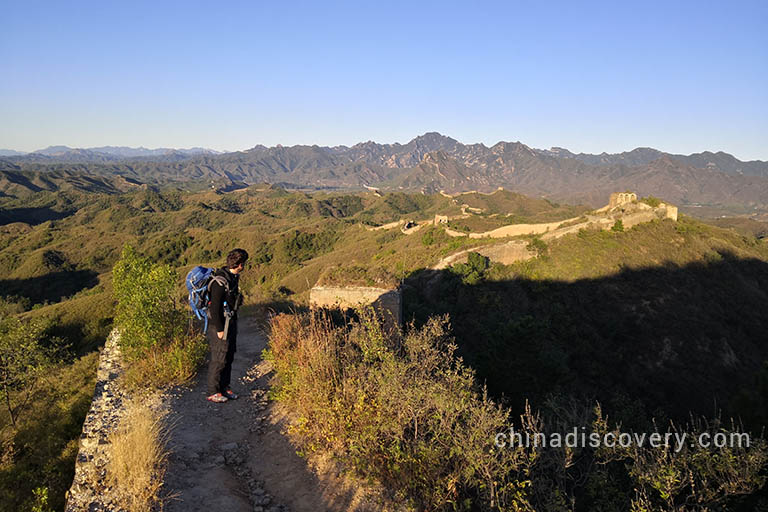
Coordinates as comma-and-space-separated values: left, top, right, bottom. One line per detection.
409, 132, 457, 145
35, 145, 75, 155
0, 149, 28, 157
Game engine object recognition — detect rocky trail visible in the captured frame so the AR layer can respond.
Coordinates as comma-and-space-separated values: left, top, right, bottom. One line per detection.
163, 313, 381, 512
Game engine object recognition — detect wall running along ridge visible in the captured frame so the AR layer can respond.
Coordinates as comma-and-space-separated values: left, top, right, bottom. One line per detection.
434, 195, 678, 268
65, 330, 129, 511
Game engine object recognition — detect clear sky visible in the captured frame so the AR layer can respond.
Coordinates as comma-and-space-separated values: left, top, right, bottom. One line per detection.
1, 0, 766, 159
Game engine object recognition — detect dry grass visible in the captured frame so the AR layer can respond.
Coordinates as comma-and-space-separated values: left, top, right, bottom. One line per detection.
122, 332, 208, 391
107, 398, 169, 512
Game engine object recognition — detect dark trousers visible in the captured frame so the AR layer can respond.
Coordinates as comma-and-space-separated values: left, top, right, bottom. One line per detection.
207, 317, 237, 395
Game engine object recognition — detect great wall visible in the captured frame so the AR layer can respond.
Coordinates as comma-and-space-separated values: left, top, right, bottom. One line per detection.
316, 192, 678, 318
434, 192, 677, 268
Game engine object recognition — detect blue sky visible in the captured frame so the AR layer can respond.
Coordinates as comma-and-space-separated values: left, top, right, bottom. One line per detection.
1, 0, 766, 159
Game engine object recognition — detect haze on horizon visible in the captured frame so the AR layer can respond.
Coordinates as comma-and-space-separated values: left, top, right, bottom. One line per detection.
1, 0, 766, 160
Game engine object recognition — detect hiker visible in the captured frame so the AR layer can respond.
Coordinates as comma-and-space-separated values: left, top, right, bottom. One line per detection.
206, 248, 249, 403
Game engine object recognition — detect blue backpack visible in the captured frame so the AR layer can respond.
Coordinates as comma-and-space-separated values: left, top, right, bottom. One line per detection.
185, 266, 228, 332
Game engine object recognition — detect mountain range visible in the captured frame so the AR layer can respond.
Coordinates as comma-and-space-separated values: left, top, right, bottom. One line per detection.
0, 145, 220, 161
2, 133, 768, 210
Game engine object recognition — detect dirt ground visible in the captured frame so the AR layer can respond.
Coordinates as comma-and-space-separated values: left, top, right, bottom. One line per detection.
162, 313, 398, 512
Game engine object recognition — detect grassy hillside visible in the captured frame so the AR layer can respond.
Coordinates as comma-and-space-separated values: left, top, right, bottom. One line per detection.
2, 185, 767, 510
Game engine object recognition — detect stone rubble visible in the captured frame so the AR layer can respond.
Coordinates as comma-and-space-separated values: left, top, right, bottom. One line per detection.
65, 330, 128, 512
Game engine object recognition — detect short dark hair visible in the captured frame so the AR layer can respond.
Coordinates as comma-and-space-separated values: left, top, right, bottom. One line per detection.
226, 248, 249, 269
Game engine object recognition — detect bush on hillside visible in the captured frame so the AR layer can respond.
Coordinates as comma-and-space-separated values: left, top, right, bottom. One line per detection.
0, 317, 60, 428
592, 413, 768, 511
278, 229, 338, 264
267, 309, 538, 510
640, 196, 661, 208
0, 352, 99, 512
527, 237, 549, 257
112, 245, 206, 388
450, 251, 490, 285
315, 195, 364, 218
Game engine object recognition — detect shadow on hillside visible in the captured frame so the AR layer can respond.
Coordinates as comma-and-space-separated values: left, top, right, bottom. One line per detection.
402, 251, 768, 432
0, 270, 99, 304
0, 207, 72, 226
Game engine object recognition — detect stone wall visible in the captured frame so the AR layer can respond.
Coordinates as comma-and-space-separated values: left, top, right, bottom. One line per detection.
434, 201, 680, 269
466, 217, 581, 239
609, 192, 638, 209
65, 330, 129, 511
478, 240, 536, 264
434, 241, 535, 269
366, 220, 402, 231
309, 286, 402, 328
443, 193, 678, 242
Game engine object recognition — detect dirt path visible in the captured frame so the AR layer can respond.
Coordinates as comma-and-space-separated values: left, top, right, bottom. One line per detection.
163, 313, 383, 512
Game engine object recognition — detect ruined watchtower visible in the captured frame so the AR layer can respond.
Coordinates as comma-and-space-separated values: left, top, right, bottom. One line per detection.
609, 192, 638, 209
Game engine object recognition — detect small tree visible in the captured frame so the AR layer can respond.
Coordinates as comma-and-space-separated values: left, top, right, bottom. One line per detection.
527, 237, 549, 258
451, 251, 490, 285
112, 246, 184, 358
611, 219, 624, 232
0, 318, 58, 428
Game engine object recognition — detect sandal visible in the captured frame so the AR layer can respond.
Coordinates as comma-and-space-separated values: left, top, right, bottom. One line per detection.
207, 393, 228, 403
224, 389, 239, 400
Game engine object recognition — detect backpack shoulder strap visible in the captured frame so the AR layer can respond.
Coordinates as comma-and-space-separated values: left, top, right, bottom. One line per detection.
208, 275, 229, 293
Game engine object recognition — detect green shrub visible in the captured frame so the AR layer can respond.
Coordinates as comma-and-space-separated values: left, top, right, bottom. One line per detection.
675, 217, 706, 235
593, 413, 767, 511
640, 196, 661, 208
122, 333, 208, 389
315, 195, 364, 218
611, 219, 624, 232
112, 245, 205, 388
421, 228, 435, 246
383, 193, 432, 214
279, 229, 337, 264
0, 317, 60, 428
526, 237, 549, 257
451, 251, 490, 285
113, 246, 183, 356
213, 196, 243, 214
0, 352, 98, 512
251, 242, 273, 265
136, 189, 183, 212
146, 233, 193, 265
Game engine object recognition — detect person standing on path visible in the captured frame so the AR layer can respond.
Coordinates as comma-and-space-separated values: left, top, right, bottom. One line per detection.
207, 248, 249, 403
